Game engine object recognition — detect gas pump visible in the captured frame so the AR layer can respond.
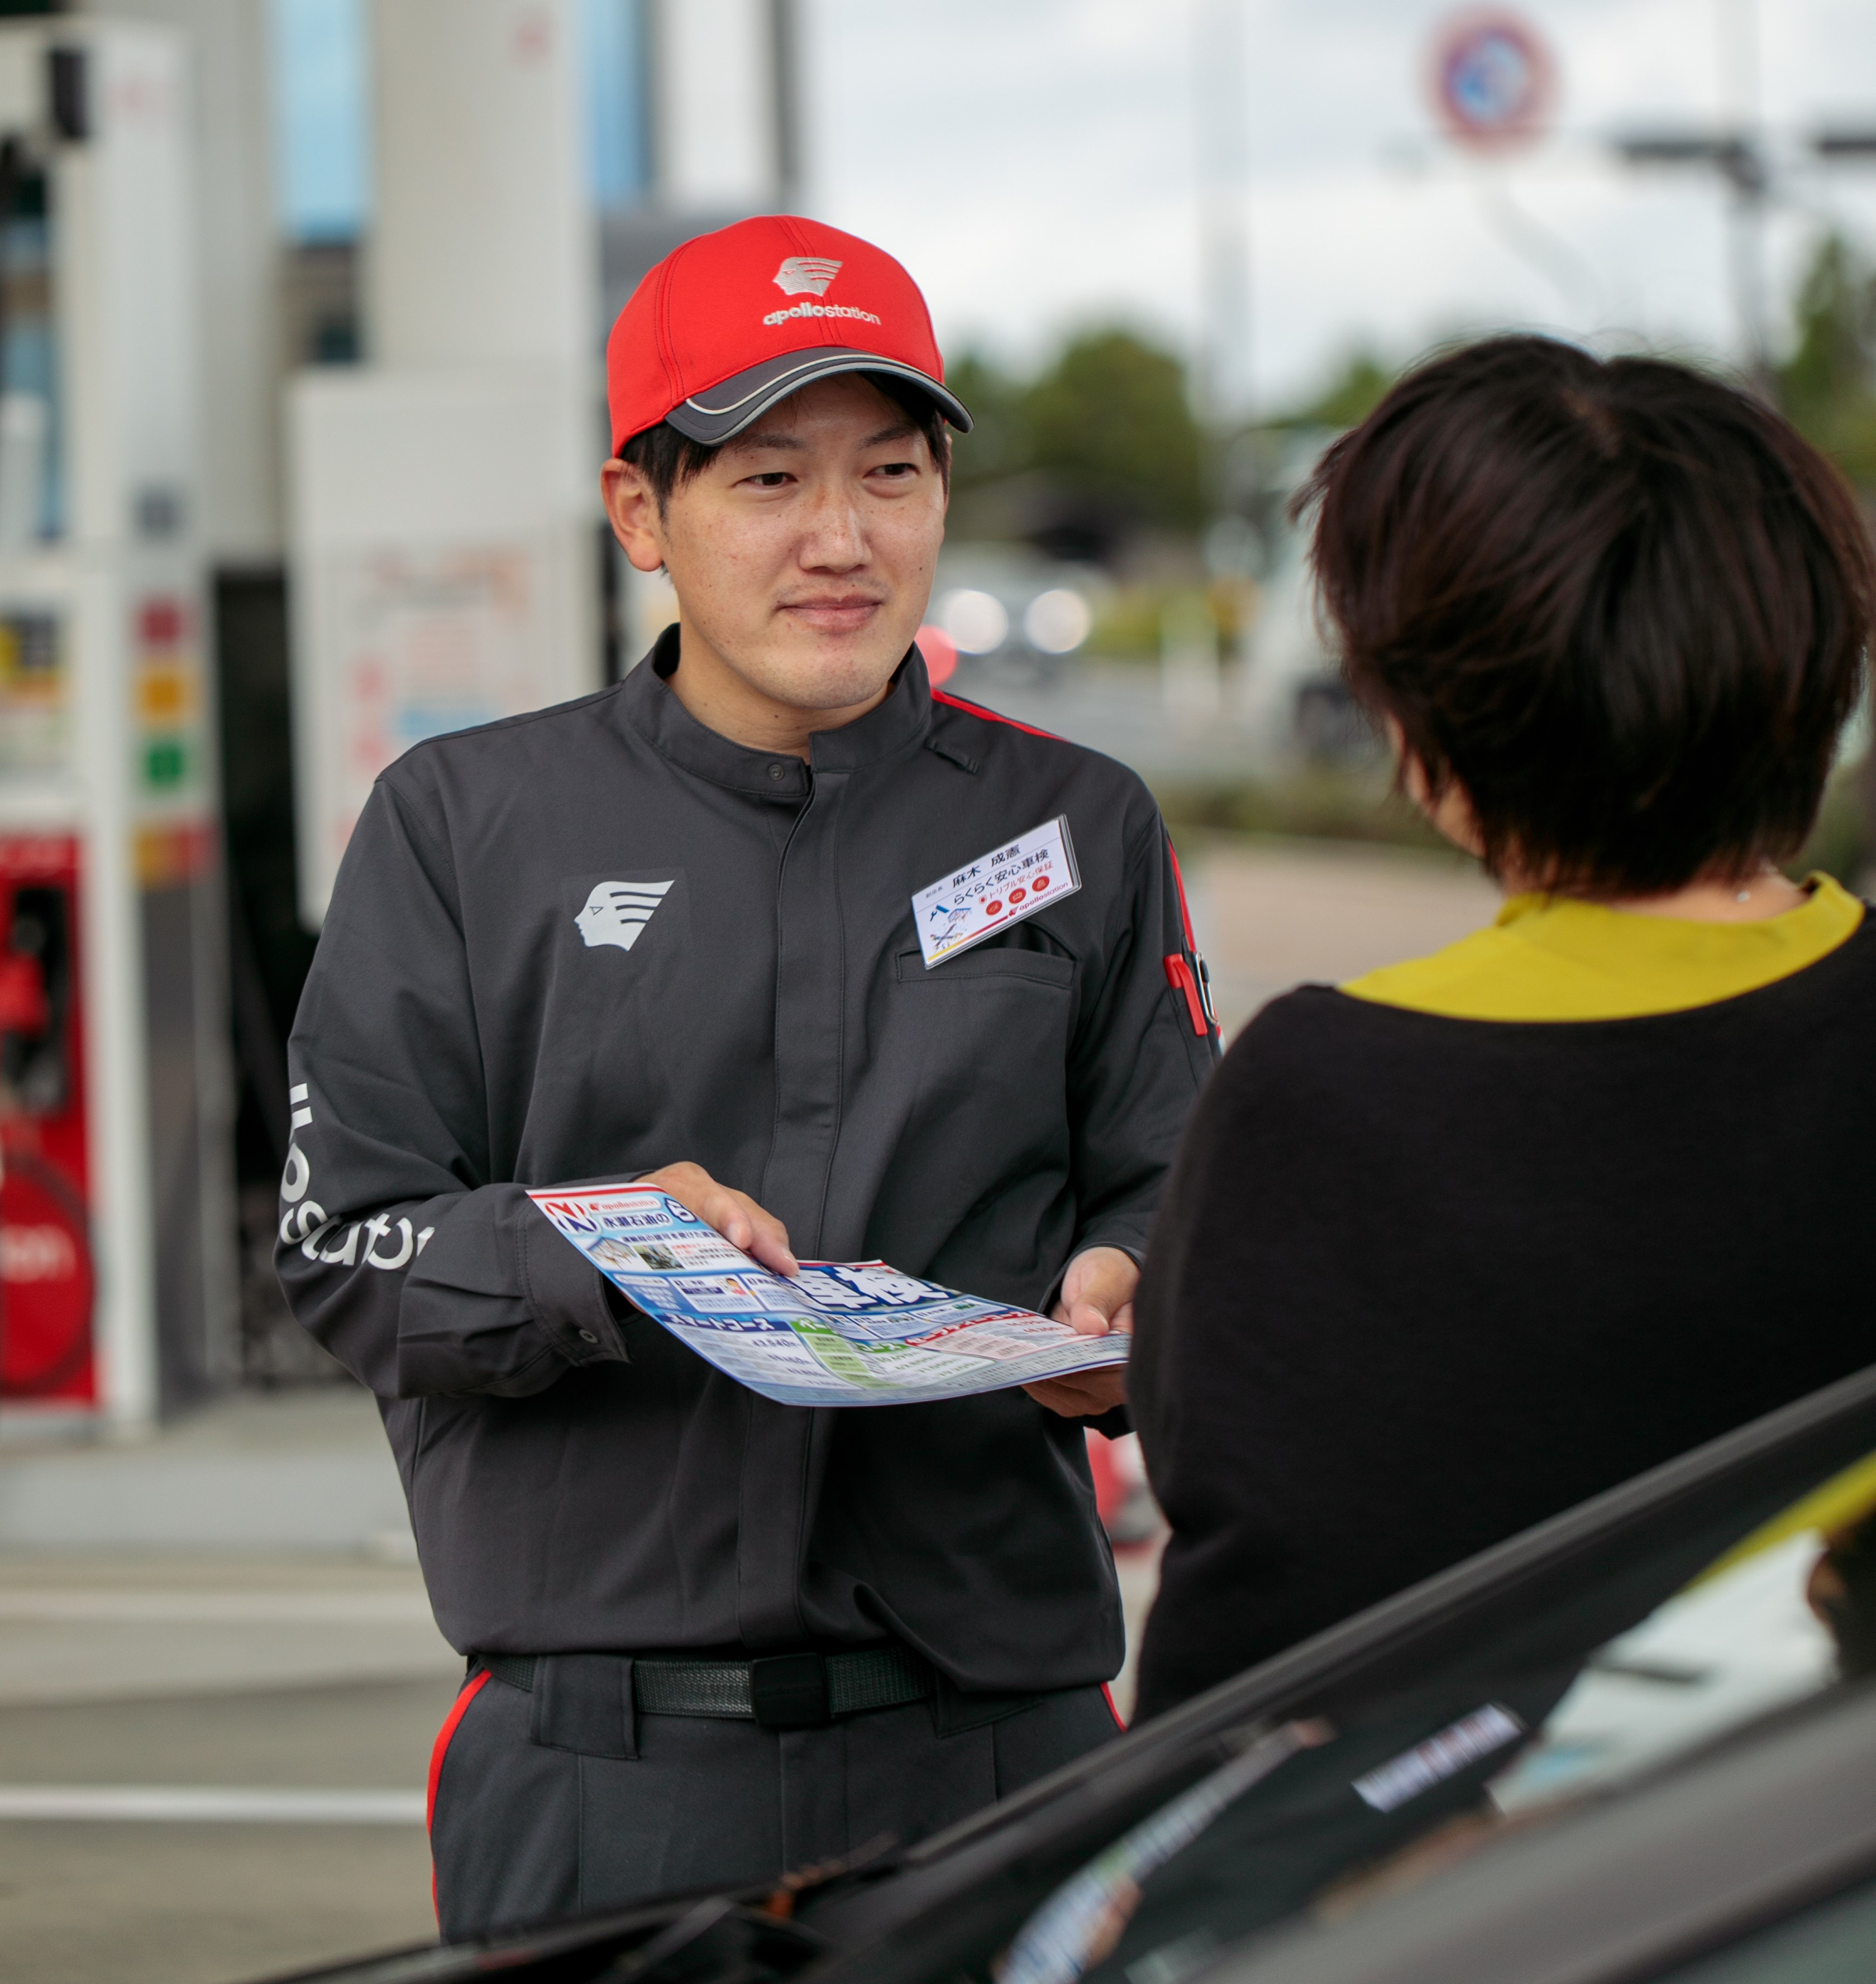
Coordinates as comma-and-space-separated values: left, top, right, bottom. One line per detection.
0, 20, 235, 1428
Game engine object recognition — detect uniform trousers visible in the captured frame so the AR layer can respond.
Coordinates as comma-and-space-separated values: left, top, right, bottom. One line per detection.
428, 1655, 1122, 1939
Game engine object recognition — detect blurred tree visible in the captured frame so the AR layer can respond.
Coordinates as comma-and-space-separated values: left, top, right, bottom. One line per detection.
1023, 329, 1207, 531
1288, 351, 1395, 430
943, 351, 1029, 493
1777, 233, 1876, 489
1775, 235, 1876, 890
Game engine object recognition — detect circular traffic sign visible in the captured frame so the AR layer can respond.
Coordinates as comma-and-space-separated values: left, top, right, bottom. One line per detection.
1429, 8, 1557, 152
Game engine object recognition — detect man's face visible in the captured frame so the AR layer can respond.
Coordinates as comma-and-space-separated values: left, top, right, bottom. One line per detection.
605, 374, 948, 715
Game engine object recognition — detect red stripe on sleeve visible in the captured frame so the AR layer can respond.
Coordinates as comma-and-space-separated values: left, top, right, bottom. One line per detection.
1166, 839, 1199, 954
1102, 1681, 1128, 1730
1164, 955, 1209, 1036
930, 690, 1065, 741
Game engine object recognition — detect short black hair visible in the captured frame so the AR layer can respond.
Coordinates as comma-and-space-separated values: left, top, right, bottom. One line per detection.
1302, 337, 1876, 896
617, 372, 952, 515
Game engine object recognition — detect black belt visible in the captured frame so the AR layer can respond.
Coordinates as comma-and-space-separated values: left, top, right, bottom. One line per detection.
478, 1644, 933, 1731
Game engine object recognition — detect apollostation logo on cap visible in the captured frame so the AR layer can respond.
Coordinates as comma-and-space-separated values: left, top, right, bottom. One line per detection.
605, 215, 972, 452
763, 256, 882, 330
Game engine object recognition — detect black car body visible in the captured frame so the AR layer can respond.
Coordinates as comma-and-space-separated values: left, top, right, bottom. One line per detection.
258, 1362, 1876, 1984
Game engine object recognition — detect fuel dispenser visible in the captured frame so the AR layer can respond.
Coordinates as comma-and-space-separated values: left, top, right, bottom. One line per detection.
0, 20, 235, 1428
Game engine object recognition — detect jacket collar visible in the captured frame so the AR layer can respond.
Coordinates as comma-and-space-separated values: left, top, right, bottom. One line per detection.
618, 624, 934, 800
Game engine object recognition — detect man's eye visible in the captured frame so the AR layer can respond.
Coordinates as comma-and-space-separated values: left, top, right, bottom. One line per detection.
746, 472, 793, 489
872, 461, 918, 480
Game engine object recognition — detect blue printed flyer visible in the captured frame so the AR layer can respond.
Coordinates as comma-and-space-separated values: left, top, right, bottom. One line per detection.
528, 1182, 1128, 1408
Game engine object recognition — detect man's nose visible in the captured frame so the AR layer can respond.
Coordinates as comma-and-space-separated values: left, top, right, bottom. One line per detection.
796, 487, 868, 570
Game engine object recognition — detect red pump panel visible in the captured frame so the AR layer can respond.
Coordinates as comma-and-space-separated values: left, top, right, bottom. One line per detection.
0, 834, 93, 1405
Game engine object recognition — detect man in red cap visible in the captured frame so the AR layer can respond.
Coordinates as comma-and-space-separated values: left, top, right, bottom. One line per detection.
278, 216, 1219, 1935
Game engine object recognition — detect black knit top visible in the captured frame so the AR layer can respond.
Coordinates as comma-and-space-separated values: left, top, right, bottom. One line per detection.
1131, 919, 1876, 1719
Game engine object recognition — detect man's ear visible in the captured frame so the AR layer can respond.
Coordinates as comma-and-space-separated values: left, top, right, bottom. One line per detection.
601, 459, 669, 576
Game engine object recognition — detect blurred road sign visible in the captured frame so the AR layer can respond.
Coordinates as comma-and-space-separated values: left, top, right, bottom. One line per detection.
1430, 8, 1557, 152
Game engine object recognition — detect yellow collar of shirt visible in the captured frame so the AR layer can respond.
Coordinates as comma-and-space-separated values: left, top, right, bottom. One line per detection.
1341, 871, 1865, 1022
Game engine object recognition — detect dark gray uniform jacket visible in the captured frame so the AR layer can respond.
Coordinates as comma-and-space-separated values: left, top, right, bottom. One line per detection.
278, 633, 1217, 1693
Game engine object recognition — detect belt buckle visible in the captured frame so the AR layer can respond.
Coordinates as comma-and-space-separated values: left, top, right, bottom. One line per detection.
750, 1652, 830, 1729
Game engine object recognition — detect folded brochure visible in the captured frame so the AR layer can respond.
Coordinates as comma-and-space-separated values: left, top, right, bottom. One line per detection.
528, 1182, 1128, 1408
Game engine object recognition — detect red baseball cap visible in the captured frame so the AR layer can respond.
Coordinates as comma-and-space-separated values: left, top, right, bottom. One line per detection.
606, 215, 972, 454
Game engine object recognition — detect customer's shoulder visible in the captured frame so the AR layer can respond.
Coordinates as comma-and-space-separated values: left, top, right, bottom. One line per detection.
1212, 983, 1436, 1098
1222, 910, 1876, 1080
1231, 981, 1410, 1047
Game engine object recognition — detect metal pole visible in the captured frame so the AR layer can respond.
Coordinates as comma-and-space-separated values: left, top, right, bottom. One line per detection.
1716, 0, 1771, 389
770, 0, 801, 209
1192, 0, 1250, 430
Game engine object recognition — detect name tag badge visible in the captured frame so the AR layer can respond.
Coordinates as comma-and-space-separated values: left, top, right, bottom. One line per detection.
913, 815, 1082, 968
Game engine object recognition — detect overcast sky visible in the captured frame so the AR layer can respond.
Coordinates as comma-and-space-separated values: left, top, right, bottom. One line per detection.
273, 0, 1876, 410
800, 0, 1876, 408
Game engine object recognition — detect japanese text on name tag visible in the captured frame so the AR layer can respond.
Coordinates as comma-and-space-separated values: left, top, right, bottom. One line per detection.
912, 815, 1082, 968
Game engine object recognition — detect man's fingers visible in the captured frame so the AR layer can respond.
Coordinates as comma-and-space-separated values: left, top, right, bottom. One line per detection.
1068, 1295, 1134, 1337
703, 1190, 795, 1275
1023, 1366, 1129, 1418
714, 1196, 796, 1275
1059, 1247, 1140, 1336
746, 1220, 800, 1277
642, 1165, 796, 1275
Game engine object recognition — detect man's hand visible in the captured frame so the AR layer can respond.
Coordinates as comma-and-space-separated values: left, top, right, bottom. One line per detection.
639, 1162, 799, 1275
1024, 1246, 1136, 1419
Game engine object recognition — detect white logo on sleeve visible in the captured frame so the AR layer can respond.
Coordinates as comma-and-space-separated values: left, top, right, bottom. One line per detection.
576, 881, 674, 953
278, 1079, 433, 1270
772, 255, 842, 297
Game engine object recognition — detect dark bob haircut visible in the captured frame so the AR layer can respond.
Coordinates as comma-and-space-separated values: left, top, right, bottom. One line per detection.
619, 371, 952, 515
1301, 335, 1876, 896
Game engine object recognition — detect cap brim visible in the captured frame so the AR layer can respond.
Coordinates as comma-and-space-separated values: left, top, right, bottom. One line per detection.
662, 346, 973, 445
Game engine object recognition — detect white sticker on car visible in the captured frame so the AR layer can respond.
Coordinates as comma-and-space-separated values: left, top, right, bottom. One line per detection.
1352, 1703, 1525, 1813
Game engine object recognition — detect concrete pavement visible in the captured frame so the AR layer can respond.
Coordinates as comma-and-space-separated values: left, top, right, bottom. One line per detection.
0, 1386, 414, 1557
0, 1392, 459, 1980
0, 1676, 454, 1984
1185, 834, 1498, 1038
0, 1518, 459, 1981
0, 1547, 456, 1709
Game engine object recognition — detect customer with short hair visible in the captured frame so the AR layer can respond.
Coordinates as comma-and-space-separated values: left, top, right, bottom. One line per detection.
1130, 335, 1876, 1719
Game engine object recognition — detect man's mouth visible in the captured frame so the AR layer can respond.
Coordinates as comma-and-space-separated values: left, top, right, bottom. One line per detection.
778, 594, 885, 632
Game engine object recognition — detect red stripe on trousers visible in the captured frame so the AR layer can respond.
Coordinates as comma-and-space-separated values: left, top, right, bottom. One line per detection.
427, 1668, 491, 1921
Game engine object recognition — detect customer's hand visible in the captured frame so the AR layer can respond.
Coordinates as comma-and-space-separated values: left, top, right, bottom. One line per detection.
1025, 1246, 1135, 1419
639, 1162, 800, 1275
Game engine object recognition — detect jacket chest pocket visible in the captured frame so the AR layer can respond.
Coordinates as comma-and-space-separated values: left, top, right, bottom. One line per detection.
888, 942, 1078, 1093
892, 944, 1077, 995
875, 940, 1081, 1204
